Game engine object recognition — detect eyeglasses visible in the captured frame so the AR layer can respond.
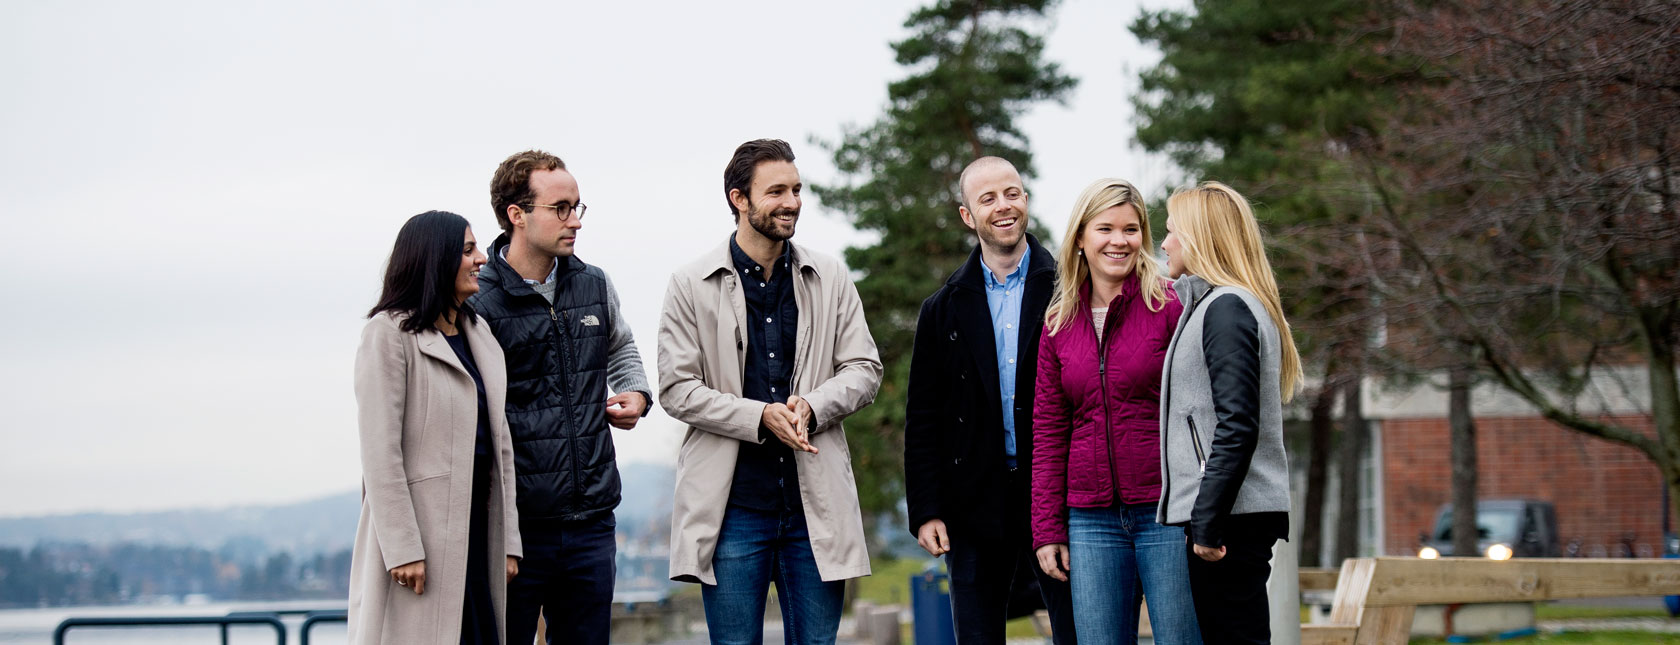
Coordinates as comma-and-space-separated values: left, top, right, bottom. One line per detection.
522, 201, 587, 222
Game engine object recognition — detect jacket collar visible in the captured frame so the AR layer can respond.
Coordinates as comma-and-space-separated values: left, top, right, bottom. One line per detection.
399, 312, 466, 376
1172, 274, 1212, 310
484, 232, 586, 297
413, 316, 499, 379
1079, 270, 1146, 311
702, 236, 821, 281
949, 233, 1054, 293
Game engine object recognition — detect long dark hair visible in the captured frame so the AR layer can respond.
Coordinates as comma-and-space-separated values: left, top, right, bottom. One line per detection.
368, 210, 477, 333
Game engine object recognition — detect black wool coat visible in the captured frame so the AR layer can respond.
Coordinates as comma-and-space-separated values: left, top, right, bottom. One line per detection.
904, 233, 1055, 537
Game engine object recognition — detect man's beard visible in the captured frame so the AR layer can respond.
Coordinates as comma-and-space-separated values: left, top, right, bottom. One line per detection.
977, 212, 1025, 251
747, 202, 798, 242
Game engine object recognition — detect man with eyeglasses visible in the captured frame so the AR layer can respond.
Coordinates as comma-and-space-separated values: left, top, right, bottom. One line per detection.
468, 149, 651, 645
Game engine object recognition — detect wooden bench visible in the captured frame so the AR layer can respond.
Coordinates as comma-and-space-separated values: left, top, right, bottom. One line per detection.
1301, 557, 1680, 644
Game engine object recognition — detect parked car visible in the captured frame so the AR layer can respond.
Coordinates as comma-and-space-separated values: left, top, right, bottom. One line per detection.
1417, 499, 1560, 560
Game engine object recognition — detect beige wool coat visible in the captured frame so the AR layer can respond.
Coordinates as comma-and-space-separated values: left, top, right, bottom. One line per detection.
659, 239, 883, 585
349, 312, 521, 645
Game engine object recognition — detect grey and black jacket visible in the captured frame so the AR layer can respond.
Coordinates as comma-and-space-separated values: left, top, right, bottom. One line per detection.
1157, 275, 1290, 547
468, 233, 652, 523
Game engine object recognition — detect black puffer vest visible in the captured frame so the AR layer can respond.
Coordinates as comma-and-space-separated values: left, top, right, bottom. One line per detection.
468, 233, 617, 522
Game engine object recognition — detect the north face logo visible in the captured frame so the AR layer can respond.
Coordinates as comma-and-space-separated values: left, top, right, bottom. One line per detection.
581, 315, 601, 327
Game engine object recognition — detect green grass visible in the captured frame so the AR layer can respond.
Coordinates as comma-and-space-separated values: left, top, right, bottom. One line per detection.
1411, 632, 1680, 644
853, 555, 927, 607
853, 556, 1043, 643
1535, 604, 1672, 621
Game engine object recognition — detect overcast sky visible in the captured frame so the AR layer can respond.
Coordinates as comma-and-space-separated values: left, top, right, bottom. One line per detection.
0, 0, 1189, 518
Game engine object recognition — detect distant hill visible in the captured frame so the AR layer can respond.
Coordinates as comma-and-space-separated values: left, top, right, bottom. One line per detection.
0, 462, 676, 554
0, 491, 361, 554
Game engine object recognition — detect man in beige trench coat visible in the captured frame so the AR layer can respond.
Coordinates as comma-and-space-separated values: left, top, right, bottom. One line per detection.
659, 139, 882, 643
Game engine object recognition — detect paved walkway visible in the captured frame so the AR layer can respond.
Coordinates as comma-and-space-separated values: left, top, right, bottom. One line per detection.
1540, 617, 1680, 634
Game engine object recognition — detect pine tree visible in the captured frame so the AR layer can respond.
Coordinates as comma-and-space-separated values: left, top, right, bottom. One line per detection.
1129, 0, 1403, 564
811, 0, 1075, 528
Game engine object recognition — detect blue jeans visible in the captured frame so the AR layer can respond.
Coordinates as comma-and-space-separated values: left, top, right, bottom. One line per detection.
1067, 504, 1202, 645
703, 504, 845, 645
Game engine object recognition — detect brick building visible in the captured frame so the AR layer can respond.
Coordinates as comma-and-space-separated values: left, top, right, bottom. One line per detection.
1351, 371, 1668, 559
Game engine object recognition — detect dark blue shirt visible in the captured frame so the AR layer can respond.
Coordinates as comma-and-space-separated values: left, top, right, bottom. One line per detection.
443, 331, 492, 457
726, 235, 802, 512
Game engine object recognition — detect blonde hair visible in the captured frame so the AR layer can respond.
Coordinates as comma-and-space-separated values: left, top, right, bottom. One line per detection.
1165, 181, 1303, 401
1045, 178, 1169, 336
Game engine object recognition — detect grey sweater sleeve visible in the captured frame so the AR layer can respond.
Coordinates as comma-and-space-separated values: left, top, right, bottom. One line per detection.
604, 273, 654, 415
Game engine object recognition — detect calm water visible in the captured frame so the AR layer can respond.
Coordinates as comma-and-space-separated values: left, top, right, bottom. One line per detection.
0, 601, 346, 645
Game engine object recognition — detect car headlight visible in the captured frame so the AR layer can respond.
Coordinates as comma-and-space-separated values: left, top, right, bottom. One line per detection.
1486, 543, 1514, 560
1418, 546, 1440, 559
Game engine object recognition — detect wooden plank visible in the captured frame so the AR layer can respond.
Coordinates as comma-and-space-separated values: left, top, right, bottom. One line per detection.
1329, 558, 1376, 625
1353, 606, 1415, 645
1300, 567, 1341, 590
1300, 625, 1357, 645
1360, 557, 1680, 606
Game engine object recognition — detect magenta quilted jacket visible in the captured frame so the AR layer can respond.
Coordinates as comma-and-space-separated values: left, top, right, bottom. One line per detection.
1031, 274, 1183, 549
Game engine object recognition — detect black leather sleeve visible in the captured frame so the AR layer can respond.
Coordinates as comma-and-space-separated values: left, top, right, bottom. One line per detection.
903, 295, 944, 536
1191, 295, 1262, 548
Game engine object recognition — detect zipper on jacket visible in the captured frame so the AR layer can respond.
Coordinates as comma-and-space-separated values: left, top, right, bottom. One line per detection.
1186, 415, 1207, 472
556, 308, 579, 512
1096, 309, 1120, 503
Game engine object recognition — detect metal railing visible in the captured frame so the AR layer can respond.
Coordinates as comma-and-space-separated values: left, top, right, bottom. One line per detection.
53, 608, 347, 644
54, 614, 287, 645
299, 610, 348, 645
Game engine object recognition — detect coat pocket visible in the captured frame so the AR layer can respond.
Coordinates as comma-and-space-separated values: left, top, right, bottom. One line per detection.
1186, 415, 1207, 472
1066, 421, 1102, 494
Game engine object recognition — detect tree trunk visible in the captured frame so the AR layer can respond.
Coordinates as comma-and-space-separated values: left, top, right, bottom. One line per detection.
1639, 307, 1680, 538
1302, 379, 1339, 568
1450, 365, 1479, 557
1335, 376, 1365, 562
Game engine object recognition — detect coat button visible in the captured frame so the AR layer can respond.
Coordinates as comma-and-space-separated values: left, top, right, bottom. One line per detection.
953, 458, 962, 465
956, 416, 964, 424
949, 331, 958, 340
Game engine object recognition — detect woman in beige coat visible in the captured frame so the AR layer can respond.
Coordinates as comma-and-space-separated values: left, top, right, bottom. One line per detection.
351, 211, 522, 645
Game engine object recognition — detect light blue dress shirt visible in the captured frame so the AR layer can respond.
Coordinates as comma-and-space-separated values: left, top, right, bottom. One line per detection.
983, 245, 1031, 468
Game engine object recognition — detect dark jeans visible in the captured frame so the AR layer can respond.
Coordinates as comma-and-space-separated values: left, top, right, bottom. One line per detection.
505, 514, 616, 645
943, 470, 1076, 645
702, 504, 845, 645
1186, 532, 1276, 645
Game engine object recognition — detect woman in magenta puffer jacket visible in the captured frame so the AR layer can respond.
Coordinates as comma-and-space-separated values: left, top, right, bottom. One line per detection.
1031, 178, 1200, 644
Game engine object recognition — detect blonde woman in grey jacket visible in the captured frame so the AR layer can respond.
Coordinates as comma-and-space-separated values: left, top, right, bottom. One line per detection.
1157, 182, 1302, 645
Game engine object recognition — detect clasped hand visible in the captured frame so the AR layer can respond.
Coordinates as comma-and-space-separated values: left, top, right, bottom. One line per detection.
761, 395, 816, 454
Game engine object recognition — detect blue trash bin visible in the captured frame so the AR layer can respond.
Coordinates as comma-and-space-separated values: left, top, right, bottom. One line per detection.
911, 561, 956, 645
1665, 533, 1679, 618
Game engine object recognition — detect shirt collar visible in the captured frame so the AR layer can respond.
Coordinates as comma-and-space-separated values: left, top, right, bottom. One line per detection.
729, 233, 792, 277
498, 246, 558, 286
982, 244, 1031, 289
